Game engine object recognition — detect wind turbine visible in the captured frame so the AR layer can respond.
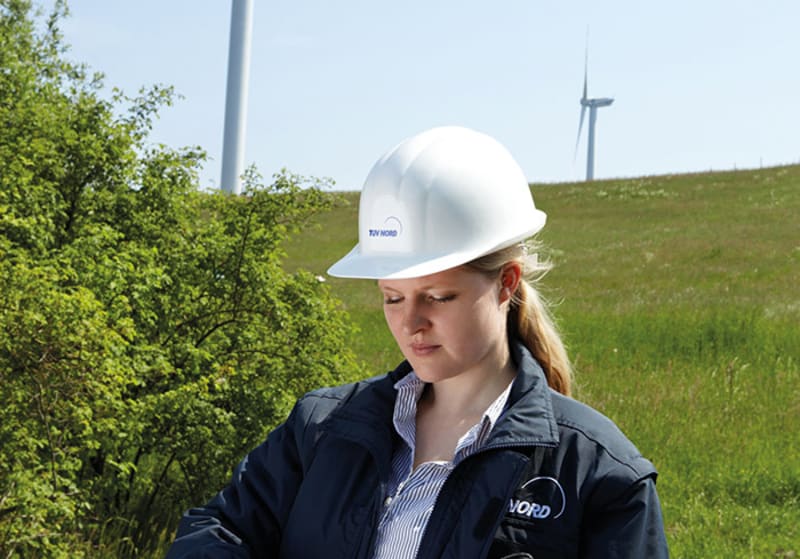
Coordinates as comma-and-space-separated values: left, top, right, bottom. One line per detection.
574, 42, 614, 181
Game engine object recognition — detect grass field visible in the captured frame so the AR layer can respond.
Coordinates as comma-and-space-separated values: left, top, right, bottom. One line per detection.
284, 165, 800, 558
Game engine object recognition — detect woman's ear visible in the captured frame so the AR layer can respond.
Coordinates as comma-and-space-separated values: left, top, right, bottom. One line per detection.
499, 262, 522, 304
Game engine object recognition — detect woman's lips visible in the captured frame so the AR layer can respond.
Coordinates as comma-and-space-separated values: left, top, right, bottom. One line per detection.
410, 342, 440, 356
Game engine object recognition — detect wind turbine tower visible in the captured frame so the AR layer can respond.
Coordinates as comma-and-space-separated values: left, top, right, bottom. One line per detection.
575, 44, 614, 181
221, 0, 254, 194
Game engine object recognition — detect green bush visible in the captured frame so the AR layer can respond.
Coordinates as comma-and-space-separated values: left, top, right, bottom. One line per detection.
0, 2, 362, 556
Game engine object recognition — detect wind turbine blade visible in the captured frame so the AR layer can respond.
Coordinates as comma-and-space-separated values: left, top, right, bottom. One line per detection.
582, 27, 589, 101
582, 46, 588, 101
574, 105, 587, 159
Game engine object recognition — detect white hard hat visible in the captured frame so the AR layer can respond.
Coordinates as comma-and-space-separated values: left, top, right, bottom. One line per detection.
327, 126, 546, 279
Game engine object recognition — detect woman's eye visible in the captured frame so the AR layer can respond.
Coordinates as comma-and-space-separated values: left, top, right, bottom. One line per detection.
382, 294, 454, 305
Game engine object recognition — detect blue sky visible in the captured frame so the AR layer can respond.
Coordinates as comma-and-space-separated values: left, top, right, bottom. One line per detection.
61, 1, 800, 190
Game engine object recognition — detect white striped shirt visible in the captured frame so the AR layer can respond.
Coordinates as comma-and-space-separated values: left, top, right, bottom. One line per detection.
372, 372, 514, 559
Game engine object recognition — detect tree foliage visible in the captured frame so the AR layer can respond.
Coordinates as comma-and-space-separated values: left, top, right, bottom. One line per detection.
0, 2, 361, 556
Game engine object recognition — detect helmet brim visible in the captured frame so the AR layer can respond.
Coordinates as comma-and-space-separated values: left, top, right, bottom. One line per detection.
327, 214, 545, 280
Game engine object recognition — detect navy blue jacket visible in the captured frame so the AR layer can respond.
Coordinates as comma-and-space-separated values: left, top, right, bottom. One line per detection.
167, 342, 669, 558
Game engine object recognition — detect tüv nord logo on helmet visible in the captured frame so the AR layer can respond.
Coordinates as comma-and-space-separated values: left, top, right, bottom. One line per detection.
368, 216, 403, 238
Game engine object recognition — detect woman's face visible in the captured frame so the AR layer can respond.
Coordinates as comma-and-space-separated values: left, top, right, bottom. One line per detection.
378, 265, 511, 384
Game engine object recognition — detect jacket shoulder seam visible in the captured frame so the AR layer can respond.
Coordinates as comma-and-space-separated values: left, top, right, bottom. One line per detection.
556, 418, 654, 479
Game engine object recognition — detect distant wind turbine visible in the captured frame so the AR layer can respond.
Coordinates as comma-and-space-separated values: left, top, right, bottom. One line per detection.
574, 41, 614, 181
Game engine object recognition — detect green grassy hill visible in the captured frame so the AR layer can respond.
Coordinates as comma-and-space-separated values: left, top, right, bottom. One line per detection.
284, 165, 800, 557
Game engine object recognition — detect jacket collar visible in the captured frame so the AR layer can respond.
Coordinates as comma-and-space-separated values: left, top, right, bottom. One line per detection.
324, 339, 559, 468
322, 366, 402, 478
485, 339, 560, 449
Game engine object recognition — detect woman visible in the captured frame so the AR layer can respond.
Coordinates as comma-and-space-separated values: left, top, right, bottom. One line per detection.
167, 126, 669, 558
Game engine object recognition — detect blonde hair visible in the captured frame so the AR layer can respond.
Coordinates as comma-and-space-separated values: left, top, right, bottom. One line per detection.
467, 241, 573, 396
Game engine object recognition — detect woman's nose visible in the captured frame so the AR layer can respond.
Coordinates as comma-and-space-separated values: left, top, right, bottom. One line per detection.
401, 301, 431, 335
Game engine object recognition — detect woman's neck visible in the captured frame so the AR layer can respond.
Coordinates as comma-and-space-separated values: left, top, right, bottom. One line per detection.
420, 355, 517, 419
412, 352, 517, 468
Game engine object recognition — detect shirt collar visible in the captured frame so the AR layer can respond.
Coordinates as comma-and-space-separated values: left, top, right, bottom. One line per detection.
391, 371, 515, 461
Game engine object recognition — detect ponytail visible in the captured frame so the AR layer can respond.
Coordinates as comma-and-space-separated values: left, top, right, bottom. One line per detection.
510, 279, 572, 396
467, 242, 573, 396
